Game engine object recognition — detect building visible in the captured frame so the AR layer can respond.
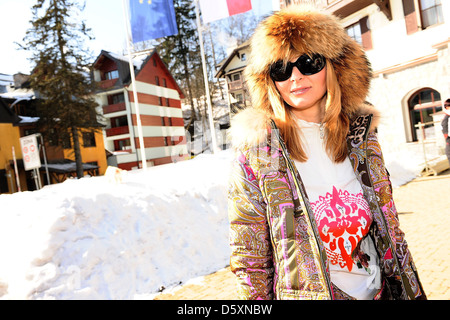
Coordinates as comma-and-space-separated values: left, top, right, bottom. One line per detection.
220, 0, 449, 174
312, 0, 449, 174
0, 74, 108, 194
91, 50, 188, 170
0, 97, 24, 193
215, 40, 251, 114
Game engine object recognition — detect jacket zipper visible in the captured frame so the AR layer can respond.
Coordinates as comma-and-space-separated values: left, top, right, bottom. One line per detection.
270, 120, 334, 299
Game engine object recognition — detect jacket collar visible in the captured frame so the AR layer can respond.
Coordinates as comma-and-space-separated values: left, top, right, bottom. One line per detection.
229, 102, 380, 150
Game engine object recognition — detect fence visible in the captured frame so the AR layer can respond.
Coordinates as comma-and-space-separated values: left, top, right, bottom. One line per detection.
414, 120, 449, 176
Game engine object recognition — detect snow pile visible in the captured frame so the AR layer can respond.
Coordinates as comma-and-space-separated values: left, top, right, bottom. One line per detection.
0, 151, 233, 300
0, 146, 417, 300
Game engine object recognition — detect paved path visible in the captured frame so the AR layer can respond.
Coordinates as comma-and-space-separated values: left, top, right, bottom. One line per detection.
154, 170, 450, 300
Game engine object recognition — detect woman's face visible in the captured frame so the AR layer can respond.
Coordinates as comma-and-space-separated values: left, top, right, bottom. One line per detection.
274, 57, 327, 123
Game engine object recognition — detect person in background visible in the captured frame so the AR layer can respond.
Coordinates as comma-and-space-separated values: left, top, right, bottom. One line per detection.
442, 98, 450, 166
227, 4, 426, 300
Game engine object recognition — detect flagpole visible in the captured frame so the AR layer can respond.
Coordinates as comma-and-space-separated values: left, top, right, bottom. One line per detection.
194, 0, 218, 154
122, 0, 147, 170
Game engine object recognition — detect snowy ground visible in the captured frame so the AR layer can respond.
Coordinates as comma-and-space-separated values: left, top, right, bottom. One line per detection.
0, 146, 418, 300
0, 151, 233, 300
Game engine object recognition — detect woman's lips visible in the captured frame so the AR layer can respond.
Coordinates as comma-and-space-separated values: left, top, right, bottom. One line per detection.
291, 87, 311, 95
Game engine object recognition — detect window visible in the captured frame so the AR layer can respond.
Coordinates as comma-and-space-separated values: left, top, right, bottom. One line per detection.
111, 116, 128, 128
105, 70, 119, 80
48, 128, 58, 146
403, 0, 418, 34
346, 22, 362, 45
82, 132, 96, 147
163, 78, 167, 87
63, 135, 72, 149
241, 53, 246, 61
111, 93, 125, 104
155, 76, 160, 86
232, 73, 240, 81
420, 0, 443, 28
402, 0, 444, 34
408, 88, 442, 141
114, 138, 131, 151
345, 16, 372, 50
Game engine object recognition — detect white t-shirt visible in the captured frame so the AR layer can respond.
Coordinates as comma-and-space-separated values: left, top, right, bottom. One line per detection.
293, 119, 381, 300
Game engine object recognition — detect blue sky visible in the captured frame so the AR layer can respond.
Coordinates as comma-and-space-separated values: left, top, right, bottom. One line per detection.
0, 0, 126, 75
0, 0, 277, 75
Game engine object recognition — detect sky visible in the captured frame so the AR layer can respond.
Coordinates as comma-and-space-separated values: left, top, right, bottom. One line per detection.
0, 0, 127, 75
0, 0, 277, 76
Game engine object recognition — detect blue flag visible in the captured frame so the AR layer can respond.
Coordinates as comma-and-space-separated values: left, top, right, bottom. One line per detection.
129, 0, 178, 43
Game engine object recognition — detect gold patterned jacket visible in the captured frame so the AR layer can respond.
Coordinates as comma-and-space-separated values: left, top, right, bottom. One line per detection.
228, 108, 426, 300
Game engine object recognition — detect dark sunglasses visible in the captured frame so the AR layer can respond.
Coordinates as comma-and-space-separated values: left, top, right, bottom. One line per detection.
269, 54, 326, 82
445, 104, 450, 108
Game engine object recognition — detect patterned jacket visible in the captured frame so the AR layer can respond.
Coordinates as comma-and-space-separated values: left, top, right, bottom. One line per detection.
228, 108, 426, 300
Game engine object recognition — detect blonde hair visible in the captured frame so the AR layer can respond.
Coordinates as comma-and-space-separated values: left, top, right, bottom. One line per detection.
270, 59, 349, 163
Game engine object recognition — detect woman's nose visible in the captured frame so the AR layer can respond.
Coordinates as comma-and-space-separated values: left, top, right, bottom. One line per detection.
290, 66, 303, 81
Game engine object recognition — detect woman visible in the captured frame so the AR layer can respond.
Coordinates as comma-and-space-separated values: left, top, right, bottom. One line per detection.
228, 5, 426, 300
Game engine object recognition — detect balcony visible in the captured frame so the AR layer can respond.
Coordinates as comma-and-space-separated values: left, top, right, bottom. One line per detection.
103, 102, 126, 115
106, 126, 129, 137
228, 79, 243, 91
98, 78, 118, 89
323, 0, 391, 20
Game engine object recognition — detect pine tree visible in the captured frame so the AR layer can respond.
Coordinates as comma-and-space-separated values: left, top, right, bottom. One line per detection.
19, 0, 101, 179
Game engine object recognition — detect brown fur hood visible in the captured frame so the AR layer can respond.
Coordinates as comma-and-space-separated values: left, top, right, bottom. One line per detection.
244, 4, 372, 117
229, 103, 380, 150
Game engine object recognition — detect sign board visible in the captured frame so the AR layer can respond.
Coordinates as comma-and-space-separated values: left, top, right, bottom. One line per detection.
20, 134, 41, 171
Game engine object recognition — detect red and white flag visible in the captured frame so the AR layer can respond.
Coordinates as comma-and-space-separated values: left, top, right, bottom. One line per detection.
199, 0, 252, 24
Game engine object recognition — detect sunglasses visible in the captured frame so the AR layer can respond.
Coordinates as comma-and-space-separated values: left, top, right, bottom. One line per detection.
269, 54, 326, 82
445, 104, 450, 108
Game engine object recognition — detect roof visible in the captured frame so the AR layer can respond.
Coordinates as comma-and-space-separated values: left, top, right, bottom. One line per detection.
10, 158, 99, 174
42, 159, 99, 174
92, 49, 184, 98
91, 50, 134, 90
92, 49, 151, 71
0, 74, 35, 101
17, 115, 39, 125
0, 89, 35, 101
215, 40, 250, 78
107, 51, 149, 70
0, 73, 14, 88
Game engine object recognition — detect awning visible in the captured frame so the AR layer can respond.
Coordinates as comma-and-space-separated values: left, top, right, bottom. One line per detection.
9, 159, 99, 174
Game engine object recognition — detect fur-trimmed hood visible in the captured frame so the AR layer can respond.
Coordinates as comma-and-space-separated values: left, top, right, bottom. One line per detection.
244, 4, 372, 116
229, 103, 380, 150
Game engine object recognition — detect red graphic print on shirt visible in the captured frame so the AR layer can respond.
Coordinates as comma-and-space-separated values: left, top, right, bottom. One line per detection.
310, 186, 372, 271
